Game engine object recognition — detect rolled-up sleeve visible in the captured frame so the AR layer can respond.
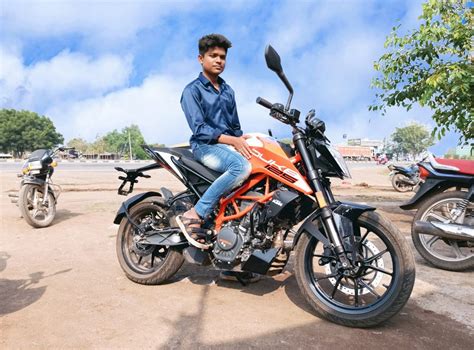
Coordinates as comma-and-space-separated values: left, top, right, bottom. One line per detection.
181, 87, 221, 144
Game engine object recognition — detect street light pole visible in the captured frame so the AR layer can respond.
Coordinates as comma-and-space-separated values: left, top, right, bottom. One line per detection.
128, 131, 133, 160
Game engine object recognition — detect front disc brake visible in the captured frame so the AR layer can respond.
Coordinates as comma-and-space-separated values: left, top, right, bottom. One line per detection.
325, 240, 384, 295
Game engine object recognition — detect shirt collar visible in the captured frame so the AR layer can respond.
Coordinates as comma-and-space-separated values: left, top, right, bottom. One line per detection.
198, 72, 225, 87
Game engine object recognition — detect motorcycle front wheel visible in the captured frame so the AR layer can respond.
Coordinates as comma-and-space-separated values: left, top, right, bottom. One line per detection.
116, 201, 184, 285
412, 191, 474, 271
294, 211, 415, 327
18, 184, 56, 228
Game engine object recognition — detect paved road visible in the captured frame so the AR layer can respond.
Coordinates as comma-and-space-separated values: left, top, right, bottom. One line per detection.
0, 161, 154, 173
0, 160, 382, 173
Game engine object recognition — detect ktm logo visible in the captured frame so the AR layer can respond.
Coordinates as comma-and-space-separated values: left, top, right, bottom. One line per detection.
252, 149, 299, 183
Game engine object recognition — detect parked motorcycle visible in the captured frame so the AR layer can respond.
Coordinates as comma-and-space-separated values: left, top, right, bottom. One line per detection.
388, 163, 421, 192
113, 45, 415, 327
401, 153, 474, 271
10, 147, 71, 228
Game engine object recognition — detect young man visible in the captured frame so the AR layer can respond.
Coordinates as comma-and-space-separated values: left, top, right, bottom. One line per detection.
177, 34, 253, 248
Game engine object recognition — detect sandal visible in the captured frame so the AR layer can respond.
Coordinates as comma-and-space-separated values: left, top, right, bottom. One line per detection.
176, 215, 212, 249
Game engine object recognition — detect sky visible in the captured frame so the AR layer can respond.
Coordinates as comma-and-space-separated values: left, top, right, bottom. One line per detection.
0, 0, 463, 155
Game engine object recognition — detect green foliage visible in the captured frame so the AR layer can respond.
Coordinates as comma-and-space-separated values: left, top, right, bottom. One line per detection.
0, 109, 64, 158
66, 137, 89, 153
391, 122, 434, 159
65, 125, 152, 159
371, 0, 473, 142
102, 124, 148, 159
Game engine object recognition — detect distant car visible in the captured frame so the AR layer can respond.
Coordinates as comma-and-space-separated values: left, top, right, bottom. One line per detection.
0, 153, 13, 159
66, 149, 81, 159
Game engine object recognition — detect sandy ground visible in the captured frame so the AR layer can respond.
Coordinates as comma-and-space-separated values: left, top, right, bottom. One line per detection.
0, 163, 473, 349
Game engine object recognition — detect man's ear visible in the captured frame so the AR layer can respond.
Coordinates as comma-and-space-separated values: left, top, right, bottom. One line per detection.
198, 54, 204, 65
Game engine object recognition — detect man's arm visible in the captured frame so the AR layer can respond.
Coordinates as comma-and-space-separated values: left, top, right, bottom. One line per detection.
181, 87, 221, 144
217, 134, 252, 159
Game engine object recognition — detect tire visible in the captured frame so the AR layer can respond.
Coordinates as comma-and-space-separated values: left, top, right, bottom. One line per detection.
391, 174, 413, 192
18, 184, 56, 228
116, 201, 185, 285
294, 211, 415, 327
412, 191, 474, 271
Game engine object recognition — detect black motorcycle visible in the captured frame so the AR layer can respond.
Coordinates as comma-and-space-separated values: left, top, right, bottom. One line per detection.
10, 147, 72, 228
401, 153, 474, 271
388, 163, 421, 192
113, 45, 415, 327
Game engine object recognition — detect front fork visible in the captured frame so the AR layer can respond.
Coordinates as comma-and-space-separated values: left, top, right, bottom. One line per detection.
42, 174, 51, 206
293, 131, 353, 269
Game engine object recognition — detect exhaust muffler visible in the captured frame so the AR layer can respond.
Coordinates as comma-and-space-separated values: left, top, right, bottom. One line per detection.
413, 221, 474, 242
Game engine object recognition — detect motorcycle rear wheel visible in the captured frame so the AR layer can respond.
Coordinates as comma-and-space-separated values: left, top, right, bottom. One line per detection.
412, 191, 474, 271
18, 184, 56, 228
391, 174, 413, 192
294, 211, 415, 327
116, 201, 184, 285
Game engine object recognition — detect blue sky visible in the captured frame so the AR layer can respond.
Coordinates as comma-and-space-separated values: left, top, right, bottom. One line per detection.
0, 0, 463, 154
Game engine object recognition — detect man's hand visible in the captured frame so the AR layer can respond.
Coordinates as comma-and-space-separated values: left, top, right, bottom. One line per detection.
218, 135, 252, 159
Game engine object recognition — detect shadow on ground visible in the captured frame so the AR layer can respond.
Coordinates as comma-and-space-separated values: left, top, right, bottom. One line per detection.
53, 209, 82, 224
0, 252, 72, 316
158, 273, 474, 349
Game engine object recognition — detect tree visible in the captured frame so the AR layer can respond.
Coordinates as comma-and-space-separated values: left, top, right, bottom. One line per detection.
391, 122, 434, 160
0, 109, 64, 158
66, 137, 89, 153
102, 124, 148, 159
371, 0, 473, 142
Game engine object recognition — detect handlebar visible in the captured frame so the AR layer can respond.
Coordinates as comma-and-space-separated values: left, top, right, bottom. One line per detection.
256, 97, 273, 109
256, 96, 300, 126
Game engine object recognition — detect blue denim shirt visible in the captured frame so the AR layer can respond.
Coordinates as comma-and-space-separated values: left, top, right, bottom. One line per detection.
181, 72, 243, 150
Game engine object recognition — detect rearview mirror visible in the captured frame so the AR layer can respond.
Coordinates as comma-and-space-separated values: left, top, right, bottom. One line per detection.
265, 45, 283, 74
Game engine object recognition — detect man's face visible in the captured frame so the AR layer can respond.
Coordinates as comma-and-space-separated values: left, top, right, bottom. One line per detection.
199, 46, 226, 76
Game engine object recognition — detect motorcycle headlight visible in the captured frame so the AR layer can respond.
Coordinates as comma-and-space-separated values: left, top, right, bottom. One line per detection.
327, 146, 351, 178
22, 160, 42, 173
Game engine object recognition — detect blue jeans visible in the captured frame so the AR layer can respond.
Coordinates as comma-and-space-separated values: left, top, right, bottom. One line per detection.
193, 143, 252, 219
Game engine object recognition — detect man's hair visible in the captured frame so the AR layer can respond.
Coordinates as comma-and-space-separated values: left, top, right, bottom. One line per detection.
198, 34, 232, 55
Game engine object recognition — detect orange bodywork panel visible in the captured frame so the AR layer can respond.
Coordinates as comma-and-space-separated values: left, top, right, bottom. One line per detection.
214, 134, 313, 230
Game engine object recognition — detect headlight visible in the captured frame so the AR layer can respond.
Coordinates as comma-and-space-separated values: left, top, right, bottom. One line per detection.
327, 146, 351, 178
22, 160, 42, 173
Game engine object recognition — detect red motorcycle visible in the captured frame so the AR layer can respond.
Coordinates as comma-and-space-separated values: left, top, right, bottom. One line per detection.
401, 154, 474, 271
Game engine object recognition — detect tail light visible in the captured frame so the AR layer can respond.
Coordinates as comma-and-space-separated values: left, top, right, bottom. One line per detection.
418, 165, 430, 180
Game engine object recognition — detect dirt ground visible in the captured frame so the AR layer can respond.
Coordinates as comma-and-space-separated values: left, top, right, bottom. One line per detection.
1, 163, 473, 349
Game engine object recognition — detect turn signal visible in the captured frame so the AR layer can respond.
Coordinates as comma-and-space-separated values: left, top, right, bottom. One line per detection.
419, 165, 430, 180
51, 161, 58, 168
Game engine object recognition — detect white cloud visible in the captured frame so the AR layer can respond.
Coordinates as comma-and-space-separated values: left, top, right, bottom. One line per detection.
1, 0, 199, 48
0, 47, 132, 111
45, 74, 191, 144
43, 70, 291, 145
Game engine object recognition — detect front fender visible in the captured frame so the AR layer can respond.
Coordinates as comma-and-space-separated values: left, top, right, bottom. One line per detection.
113, 191, 163, 224
21, 177, 56, 201
293, 202, 375, 248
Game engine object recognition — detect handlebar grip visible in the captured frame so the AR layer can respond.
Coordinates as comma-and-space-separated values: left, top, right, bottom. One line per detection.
256, 97, 273, 109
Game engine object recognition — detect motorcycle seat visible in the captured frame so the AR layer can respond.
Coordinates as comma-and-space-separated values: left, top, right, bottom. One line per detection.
435, 158, 474, 176
164, 147, 223, 181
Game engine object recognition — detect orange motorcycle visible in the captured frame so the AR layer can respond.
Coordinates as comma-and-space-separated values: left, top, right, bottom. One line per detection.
113, 45, 415, 327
